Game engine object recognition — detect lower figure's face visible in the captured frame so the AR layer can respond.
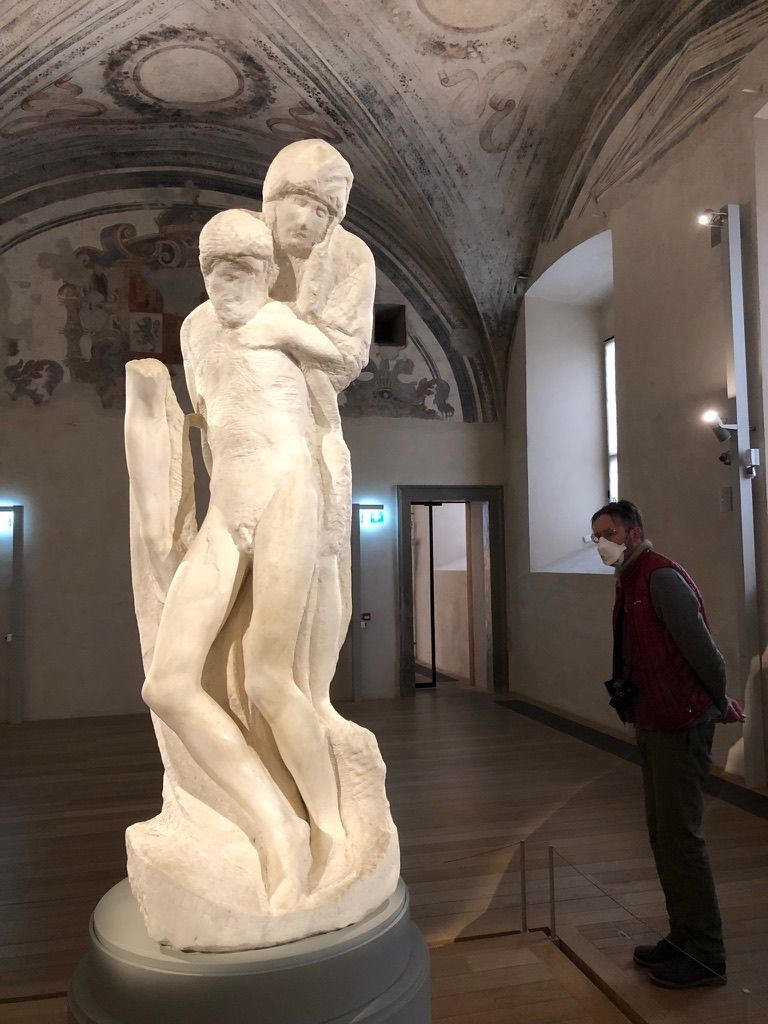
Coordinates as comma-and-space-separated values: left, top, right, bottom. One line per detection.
271, 194, 331, 257
205, 259, 269, 326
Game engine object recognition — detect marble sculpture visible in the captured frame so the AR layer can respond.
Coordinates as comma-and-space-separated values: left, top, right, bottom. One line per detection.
124, 140, 399, 951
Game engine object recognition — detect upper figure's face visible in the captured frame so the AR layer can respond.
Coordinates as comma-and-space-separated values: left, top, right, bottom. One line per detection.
205, 257, 270, 327
271, 193, 332, 258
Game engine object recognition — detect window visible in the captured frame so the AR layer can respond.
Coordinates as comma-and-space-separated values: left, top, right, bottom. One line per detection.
373, 304, 407, 347
604, 337, 618, 501
524, 229, 614, 573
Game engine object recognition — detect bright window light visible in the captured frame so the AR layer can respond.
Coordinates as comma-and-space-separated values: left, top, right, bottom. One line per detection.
604, 338, 619, 501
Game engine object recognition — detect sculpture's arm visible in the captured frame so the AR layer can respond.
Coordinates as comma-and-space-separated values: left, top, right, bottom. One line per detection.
125, 360, 175, 592
311, 252, 375, 393
251, 303, 350, 373
252, 252, 375, 387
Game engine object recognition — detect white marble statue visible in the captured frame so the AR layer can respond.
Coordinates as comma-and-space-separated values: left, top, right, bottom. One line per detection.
124, 140, 399, 951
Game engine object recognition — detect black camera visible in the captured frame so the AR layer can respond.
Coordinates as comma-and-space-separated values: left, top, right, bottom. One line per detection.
603, 678, 637, 723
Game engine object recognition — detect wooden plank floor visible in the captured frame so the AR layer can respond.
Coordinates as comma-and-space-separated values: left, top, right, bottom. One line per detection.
430, 930, 630, 1023
2, 685, 768, 1021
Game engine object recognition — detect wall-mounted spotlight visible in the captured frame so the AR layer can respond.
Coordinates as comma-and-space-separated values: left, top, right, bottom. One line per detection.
702, 409, 736, 442
697, 209, 728, 228
701, 410, 760, 479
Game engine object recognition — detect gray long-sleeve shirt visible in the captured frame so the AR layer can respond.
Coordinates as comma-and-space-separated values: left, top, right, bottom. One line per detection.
648, 567, 728, 718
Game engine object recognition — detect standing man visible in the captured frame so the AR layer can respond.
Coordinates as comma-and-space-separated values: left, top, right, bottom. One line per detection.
591, 499, 731, 989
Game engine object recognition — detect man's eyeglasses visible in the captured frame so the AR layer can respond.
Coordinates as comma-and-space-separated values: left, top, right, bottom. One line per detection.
590, 527, 624, 544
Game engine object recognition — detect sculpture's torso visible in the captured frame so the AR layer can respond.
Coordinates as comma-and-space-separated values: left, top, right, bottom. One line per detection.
184, 302, 316, 548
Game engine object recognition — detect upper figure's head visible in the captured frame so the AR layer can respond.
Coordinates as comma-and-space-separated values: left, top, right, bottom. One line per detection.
590, 499, 645, 567
198, 210, 278, 326
262, 140, 353, 259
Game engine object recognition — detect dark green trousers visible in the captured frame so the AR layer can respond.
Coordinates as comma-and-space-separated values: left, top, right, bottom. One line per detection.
636, 720, 725, 964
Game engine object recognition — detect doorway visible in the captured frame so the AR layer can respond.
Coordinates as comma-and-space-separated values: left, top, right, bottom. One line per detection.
0, 505, 23, 723
397, 486, 507, 695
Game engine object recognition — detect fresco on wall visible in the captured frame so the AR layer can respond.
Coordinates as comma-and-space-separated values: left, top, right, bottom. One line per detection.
46, 207, 207, 409
5, 354, 64, 405
103, 26, 275, 120
341, 348, 455, 420
0, 73, 107, 138
438, 59, 527, 155
2, 199, 460, 419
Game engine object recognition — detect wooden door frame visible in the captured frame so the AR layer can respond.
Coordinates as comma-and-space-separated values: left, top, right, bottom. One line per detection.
397, 485, 507, 696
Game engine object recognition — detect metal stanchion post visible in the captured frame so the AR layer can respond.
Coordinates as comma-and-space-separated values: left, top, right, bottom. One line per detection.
548, 846, 557, 942
519, 841, 527, 933
743, 988, 752, 1024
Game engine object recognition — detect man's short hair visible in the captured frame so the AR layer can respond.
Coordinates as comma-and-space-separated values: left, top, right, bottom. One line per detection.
591, 499, 644, 533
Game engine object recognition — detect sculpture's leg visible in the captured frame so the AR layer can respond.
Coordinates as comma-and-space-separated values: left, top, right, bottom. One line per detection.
246, 456, 347, 886
142, 506, 309, 905
307, 553, 348, 726
293, 568, 319, 702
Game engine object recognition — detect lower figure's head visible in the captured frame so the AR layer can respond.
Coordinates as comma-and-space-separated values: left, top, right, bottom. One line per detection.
199, 210, 279, 326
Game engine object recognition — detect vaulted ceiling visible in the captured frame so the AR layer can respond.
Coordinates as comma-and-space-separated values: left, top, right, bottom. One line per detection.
2, 0, 767, 419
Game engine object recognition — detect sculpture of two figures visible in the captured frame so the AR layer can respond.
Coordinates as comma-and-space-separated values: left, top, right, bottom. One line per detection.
124, 140, 399, 951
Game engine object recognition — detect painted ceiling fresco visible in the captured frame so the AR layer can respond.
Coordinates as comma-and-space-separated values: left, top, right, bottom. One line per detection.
2, 0, 768, 420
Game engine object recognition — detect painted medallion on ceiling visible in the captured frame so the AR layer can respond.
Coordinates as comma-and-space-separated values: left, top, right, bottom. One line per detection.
103, 26, 274, 118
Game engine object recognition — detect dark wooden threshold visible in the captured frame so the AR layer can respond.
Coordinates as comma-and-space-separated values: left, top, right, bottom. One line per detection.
498, 697, 768, 821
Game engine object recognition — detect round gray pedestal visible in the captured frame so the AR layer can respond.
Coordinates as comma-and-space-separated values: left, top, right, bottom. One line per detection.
68, 879, 430, 1024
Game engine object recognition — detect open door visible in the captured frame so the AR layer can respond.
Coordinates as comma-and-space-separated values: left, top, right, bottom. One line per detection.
398, 486, 506, 695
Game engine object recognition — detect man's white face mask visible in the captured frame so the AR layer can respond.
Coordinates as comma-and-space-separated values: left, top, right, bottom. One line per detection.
597, 537, 626, 566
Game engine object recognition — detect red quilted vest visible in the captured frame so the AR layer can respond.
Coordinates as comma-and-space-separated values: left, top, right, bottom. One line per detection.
613, 548, 713, 730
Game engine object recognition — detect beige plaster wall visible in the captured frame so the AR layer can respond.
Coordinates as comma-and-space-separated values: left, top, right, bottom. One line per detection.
2, 388, 145, 719
508, 90, 767, 767
347, 418, 504, 700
